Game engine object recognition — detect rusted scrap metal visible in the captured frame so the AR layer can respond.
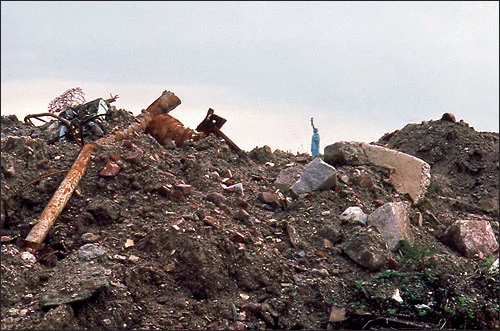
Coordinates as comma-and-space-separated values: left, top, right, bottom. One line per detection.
24, 143, 96, 251
24, 90, 182, 250
196, 108, 242, 153
146, 114, 202, 147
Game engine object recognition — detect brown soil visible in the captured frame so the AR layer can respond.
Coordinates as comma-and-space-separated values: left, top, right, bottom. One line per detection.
1, 108, 498, 330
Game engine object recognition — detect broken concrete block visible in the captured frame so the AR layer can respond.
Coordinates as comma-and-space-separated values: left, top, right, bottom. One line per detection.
343, 228, 388, 271
274, 165, 303, 192
340, 206, 367, 225
367, 202, 414, 251
290, 158, 337, 196
324, 141, 431, 202
442, 219, 499, 258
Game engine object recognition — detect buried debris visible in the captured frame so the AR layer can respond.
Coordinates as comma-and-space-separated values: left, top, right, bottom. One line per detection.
21, 90, 244, 250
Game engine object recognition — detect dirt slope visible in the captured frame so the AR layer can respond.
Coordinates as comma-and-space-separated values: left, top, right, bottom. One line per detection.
1, 109, 498, 330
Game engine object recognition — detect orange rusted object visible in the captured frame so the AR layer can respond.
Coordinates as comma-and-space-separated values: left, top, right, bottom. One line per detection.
146, 113, 203, 147
25, 143, 96, 248
143, 90, 182, 120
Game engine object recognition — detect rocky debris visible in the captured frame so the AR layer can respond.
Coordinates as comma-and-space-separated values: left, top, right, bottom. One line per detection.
1, 109, 499, 330
339, 206, 367, 225
367, 202, 414, 251
39, 304, 75, 330
274, 165, 303, 192
38, 260, 111, 308
342, 227, 388, 271
441, 112, 457, 123
441, 219, 499, 257
324, 141, 431, 202
248, 145, 274, 163
290, 157, 337, 196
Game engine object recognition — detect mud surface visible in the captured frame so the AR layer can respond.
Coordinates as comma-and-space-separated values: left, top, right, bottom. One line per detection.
1, 109, 498, 330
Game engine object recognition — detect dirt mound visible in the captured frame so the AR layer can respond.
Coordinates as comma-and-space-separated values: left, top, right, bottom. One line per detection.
1, 108, 498, 330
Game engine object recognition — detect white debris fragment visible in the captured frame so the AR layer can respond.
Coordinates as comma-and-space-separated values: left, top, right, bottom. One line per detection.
392, 289, 403, 303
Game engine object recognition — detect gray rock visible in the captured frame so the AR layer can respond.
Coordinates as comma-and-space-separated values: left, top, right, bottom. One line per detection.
290, 158, 337, 196
442, 219, 499, 258
39, 258, 111, 308
77, 243, 106, 262
343, 228, 388, 271
367, 202, 414, 251
86, 198, 121, 224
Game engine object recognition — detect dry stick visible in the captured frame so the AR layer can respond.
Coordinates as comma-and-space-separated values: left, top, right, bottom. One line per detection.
24, 90, 181, 250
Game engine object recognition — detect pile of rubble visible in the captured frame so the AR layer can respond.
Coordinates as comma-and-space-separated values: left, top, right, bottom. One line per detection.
1, 91, 498, 330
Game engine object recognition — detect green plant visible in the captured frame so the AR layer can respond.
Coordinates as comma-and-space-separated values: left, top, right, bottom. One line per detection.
324, 293, 337, 304
444, 306, 456, 315
400, 240, 436, 263
388, 308, 397, 314
281, 284, 297, 293
375, 269, 404, 279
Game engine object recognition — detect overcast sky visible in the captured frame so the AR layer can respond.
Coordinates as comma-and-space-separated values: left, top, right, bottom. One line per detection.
1, 1, 498, 153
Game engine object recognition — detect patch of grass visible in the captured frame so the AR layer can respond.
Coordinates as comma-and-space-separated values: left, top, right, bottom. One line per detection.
374, 269, 405, 279
400, 240, 436, 263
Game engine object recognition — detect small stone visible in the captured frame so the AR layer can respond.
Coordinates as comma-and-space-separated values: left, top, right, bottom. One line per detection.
329, 306, 346, 322
373, 199, 385, 207
21, 251, 36, 264
124, 239, 134, 248
340, 206, 367, 225
99, 161, 120, 177
175, 184, 192, 195
206, 192, 225, 206
128, 255, 140, 263
287, 223, 300, 247
441, 112, 456, 122
77, 243, 106, 261
123, 150, 144, 164
387, 257, 401, 270
231, 232, 246, 244
358, 175, 373, 188
233, 209, 250, 221
81, 232, 101, 243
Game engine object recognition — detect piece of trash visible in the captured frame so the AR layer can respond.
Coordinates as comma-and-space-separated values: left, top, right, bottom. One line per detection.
222, 183, 244, 195
392, 289, 403, 303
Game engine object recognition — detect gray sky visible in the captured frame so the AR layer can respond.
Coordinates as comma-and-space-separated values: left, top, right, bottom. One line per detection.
2, 1, 499, 153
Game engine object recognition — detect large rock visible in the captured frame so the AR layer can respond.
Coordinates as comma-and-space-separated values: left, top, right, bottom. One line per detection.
290, 158, 337, 196
343, 227, 388, 271
442, 219, 499, 258
367, 202, 414, 251
324, 142, 431, 202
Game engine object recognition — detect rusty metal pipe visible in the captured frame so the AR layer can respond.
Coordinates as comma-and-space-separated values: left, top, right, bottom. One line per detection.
24, 90, 182, 250
25, 143, 96, 249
